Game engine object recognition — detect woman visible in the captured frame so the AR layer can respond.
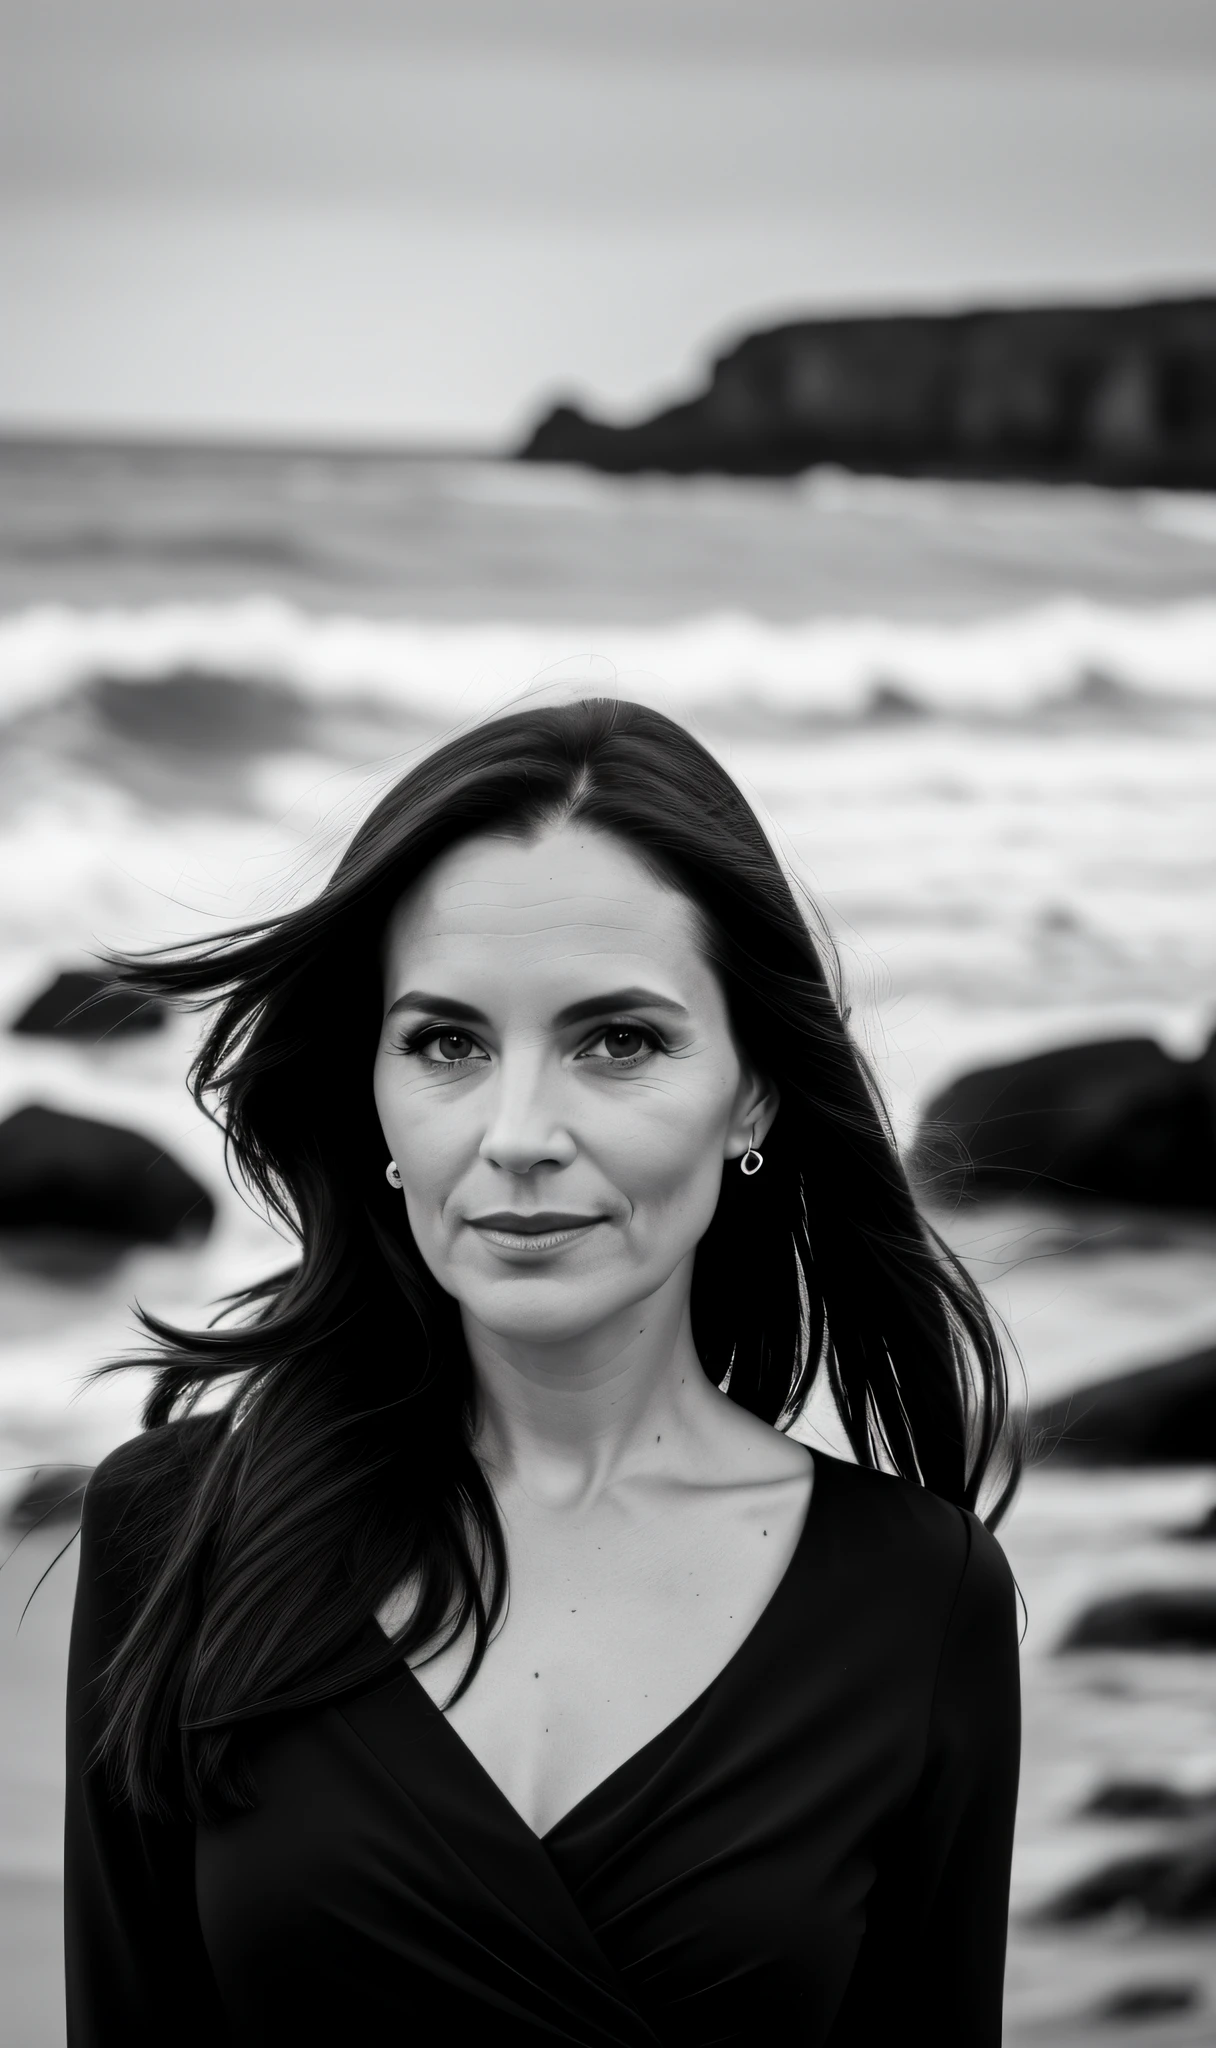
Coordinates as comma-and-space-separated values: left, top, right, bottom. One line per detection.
66, 694, 1022, 2046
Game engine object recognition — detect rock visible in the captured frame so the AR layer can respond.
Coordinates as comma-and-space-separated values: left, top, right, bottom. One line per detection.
0, 1104, 214, 1269
86, 669, 307, 754
10, 969, 165, 1041
1029, 1343, 1216, 1465
908, 1032, 1216, 1213
1095, 1982, 1202, 2021
1058, 1589, 1216, 1651
6, 1465, 91, 1532
1035, 1832, 1216, 1924
1174, 1499, 1216, 1540
1078, 1780, 1212, 1821
862, 681, 928, 724
1034, 1849, 1177, 1923
519, 295, 1216, 488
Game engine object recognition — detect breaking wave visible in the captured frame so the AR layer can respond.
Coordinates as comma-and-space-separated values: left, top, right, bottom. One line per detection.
2, 595, 1216, 732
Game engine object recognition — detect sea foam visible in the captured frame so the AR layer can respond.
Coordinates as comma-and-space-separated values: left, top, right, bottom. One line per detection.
2, 595, 1216, 728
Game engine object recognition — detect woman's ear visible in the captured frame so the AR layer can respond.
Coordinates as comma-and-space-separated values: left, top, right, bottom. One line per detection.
727, 1076, 780, 1162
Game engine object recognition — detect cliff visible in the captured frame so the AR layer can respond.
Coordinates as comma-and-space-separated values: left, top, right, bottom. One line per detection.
518, 296, 1216, 487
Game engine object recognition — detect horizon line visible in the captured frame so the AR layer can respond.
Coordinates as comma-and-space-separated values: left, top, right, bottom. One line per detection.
0, 423, 508, 463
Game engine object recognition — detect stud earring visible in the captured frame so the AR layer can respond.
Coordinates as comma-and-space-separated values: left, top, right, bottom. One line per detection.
740, 1126, 764, 1176
385, 1161, 403, 1189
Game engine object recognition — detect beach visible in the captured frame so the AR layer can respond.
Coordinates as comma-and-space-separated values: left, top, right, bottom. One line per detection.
2, 440, 1215, 2042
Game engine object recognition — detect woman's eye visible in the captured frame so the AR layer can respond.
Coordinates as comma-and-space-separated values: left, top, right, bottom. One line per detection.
397, 1022, 660, 1069
583, 1025, 659, 1065
406, 1028, 485, 1065
433, 1031, 477, 1063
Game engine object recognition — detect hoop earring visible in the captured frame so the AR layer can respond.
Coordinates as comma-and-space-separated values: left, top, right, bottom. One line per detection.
385, 1161, 403, 1189
740, 1126, 764, 1176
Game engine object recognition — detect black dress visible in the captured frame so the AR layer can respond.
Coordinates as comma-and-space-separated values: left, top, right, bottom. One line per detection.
65, 1417, 1021, 2046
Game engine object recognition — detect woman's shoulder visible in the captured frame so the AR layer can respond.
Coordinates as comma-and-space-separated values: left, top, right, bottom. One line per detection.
809, 1448, 1017, 1613
73, 1414, 228, 1654
82, 1412, 226, 1553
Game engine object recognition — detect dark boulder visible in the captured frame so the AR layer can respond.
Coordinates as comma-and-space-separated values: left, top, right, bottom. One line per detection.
1029, 1343, 1216, 1465
11, 969, 165, 1041
1095, 1982, 1202, 2020
86, 669, 307, 755
1058, 1588, 1216, 1651
1174, 1498, 1216, 1541
909, 1031, 1216, 1214
1034, 1832, 1216, 1924
0, 1104, 214, 1268
6, 1465, 91, 1531
862, 681, 928, 724
519, 294, 1216, 489
1078, 1780, 1214, 1821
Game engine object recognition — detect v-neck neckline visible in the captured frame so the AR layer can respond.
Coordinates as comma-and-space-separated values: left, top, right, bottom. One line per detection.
369, 1444, 821, 1848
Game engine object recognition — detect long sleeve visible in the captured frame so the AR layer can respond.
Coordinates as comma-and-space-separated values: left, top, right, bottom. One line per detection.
64, 1430, 230, 2046
828, 1507, 1022, 2046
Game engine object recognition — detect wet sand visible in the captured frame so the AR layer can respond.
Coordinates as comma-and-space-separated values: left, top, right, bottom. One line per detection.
1, 1514, 75, 2048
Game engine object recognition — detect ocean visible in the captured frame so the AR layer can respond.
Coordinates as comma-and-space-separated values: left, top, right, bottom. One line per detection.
1, 436, 1216, 2044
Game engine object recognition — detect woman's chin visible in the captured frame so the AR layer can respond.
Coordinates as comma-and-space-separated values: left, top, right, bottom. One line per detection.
460, 1278, 644, 1352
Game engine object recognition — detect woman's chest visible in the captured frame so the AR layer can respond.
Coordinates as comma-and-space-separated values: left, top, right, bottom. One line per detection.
379, 1470, 813, 1839
200, 1615, 898, 2048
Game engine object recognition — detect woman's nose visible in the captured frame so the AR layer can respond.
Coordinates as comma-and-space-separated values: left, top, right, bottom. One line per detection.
477, 1059, 577, 1175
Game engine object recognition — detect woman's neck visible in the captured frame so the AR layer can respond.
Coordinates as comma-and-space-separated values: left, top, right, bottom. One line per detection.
462, 1270, 732, 1511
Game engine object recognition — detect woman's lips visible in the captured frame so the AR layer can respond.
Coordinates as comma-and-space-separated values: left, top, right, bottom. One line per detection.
469, 1218, 604, 1255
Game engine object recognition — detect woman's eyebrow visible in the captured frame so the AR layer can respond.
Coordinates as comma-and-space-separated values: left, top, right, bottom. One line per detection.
384, 986, 690, 1027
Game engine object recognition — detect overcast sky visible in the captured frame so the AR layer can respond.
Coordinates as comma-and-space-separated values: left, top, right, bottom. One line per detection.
4, 0, 1216, 444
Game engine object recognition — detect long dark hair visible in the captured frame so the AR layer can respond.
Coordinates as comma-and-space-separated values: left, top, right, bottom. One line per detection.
89, 693, 1022, 1823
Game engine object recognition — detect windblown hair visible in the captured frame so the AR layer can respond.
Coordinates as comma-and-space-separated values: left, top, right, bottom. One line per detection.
89, 694, 1022, 1823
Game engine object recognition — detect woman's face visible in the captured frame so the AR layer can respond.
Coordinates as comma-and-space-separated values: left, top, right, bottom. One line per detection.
373, 821, 776, 1352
